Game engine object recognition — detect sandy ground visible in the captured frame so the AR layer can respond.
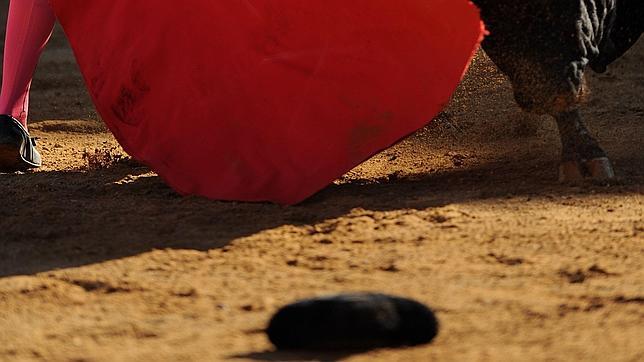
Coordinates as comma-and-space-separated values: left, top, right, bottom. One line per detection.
1, 4, 643, 362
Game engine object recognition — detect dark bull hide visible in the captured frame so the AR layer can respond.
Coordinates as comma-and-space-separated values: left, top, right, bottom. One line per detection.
472, 0, 643, 181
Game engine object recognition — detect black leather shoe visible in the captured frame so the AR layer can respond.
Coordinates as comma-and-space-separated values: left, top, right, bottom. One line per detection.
0, 115, 42, 171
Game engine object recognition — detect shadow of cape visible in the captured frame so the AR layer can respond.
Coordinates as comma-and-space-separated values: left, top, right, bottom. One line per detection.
1, 154, 642, 277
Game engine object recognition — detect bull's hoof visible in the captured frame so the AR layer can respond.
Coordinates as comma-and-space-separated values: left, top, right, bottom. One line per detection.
559, 160, 584, 182
559, 158, 616, 183
584, 157, 615, 180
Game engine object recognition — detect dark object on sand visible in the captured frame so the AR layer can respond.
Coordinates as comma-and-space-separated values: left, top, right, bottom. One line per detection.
266, 293, 439, 350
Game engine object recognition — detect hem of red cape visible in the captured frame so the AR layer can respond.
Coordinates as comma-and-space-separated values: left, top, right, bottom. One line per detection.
154, 15, 486, 206
282, 17, 486, 206
50, 0, 485, 206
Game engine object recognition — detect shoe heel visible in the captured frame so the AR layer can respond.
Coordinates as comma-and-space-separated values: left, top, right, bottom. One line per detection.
0, 144, 22, 171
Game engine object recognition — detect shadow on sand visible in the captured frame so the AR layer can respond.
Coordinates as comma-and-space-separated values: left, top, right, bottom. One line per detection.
1, 154, 642, 277
229, 348, 371, 362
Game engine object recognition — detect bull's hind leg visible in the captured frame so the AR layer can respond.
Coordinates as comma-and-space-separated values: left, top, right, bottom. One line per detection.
555, 109, 615, 182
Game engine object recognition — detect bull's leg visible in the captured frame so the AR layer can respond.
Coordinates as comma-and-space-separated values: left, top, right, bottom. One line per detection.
554, 109, 615, 181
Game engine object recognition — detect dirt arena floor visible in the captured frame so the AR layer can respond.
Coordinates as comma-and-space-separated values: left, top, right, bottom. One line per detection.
1, 5, 642, 362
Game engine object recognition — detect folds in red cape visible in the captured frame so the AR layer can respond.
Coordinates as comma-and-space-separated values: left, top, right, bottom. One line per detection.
50, 0, 484, 204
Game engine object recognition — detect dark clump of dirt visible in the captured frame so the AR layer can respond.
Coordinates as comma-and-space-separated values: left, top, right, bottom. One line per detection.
82, 147, 141, 170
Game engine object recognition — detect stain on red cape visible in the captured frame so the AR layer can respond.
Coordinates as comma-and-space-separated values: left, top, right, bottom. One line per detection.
49, 0, 483, 204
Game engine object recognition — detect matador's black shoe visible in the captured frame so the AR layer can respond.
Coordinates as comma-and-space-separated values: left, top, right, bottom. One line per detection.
0, 115, 42, 172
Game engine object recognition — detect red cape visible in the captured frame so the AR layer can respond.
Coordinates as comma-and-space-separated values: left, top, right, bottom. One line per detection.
50, 0, 483, 204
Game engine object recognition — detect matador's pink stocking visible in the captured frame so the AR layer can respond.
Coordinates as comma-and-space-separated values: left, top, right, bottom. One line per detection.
0, 0, 56, 127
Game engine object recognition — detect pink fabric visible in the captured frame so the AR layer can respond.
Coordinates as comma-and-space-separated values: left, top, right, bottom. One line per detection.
0, 0, 56, 127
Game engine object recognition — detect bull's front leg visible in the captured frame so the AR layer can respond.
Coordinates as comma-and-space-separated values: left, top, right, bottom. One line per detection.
554, 109, 615, 182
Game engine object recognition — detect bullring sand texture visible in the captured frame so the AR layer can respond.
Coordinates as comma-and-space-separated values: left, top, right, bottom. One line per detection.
1, 3, 643, 361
